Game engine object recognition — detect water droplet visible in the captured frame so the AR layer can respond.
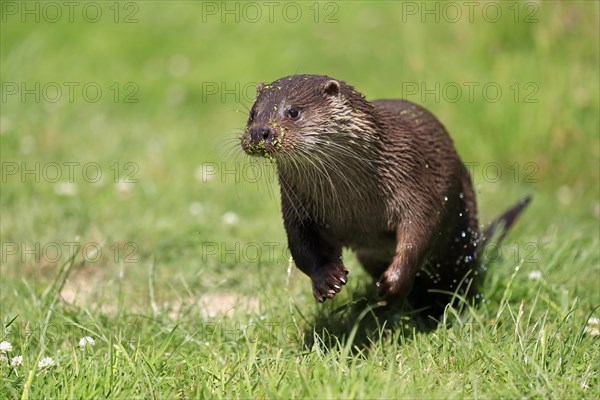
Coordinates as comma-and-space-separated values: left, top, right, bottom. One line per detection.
461, 231, 466, 238
459, 192, 464, 199
444, 196, 448, 202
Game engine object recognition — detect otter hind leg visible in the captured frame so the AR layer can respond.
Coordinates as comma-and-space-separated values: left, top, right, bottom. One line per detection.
376, 222, 434, 306
409, 206, 481, 317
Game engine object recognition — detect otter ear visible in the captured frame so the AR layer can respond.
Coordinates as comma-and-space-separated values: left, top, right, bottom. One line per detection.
256, 82, 265, 96
323, 80, 340, 96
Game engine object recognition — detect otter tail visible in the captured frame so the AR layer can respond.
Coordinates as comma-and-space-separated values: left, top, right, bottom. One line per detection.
481, 195, 532, 246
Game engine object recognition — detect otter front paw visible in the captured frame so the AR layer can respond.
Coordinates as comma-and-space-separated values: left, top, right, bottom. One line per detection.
311, 263, 349, 302
376, 269, 409, 304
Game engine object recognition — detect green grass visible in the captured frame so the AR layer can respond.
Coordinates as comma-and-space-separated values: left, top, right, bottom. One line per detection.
1, 1, 599, 398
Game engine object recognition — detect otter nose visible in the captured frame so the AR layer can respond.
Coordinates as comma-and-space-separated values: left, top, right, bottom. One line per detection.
249, 127, 273, 146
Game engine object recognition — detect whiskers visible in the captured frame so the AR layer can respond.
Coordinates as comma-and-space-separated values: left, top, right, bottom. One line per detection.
220, 132, 245, 161
221, 131, 279, 205
275, 132, 385, 225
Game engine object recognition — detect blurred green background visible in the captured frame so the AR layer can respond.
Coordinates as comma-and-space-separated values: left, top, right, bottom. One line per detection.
1, 0, 598, 306
1, 0, 599, 308
0, 1, 598, 397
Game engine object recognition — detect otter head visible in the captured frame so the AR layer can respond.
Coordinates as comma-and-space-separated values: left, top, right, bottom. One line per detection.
241, 75, 363, 161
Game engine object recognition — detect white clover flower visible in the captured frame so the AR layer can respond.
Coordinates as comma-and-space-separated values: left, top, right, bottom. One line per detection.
54, 182, 77, 197
222, 211, 239, 225
115, 179, 134, 195
527, 270, 542, 280
37, 356, 55, 373
586, 317, 600, 336
0, 340, 12, 353
189, 201, 204, 216
78, 336, 96, 349
11, 355, 22, 367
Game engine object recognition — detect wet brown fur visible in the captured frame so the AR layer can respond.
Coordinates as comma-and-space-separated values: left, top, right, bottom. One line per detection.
241, 74, 528, 317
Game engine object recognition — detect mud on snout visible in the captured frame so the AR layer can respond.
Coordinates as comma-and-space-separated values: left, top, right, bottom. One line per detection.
241, 123, 289, 159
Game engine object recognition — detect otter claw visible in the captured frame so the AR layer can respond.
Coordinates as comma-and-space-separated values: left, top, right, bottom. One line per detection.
310, 263, 349, 302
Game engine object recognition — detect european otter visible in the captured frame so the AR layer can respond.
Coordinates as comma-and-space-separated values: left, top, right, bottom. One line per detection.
240, 74, 530, 316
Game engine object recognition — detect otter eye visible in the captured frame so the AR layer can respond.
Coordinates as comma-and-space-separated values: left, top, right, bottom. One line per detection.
286, 107, 300, 120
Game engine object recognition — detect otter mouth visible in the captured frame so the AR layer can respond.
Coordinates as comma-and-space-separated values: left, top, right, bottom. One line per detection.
241, 137, 275, 159
241, 126, 285, 159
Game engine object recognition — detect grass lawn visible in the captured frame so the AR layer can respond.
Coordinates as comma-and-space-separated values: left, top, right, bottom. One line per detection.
1, 1, 599, 398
